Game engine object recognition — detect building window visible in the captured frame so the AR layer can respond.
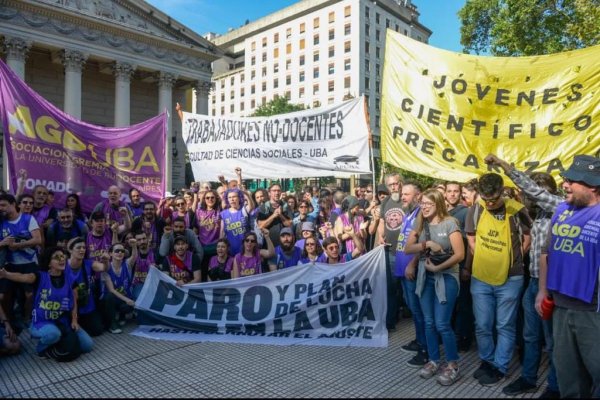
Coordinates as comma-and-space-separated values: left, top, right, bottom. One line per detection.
300, 55, 305, 66
274, 48, 279, 58
329, 28, 335, 40
365, 60, 370, 72
230, 104, 234, 113
251, 85, 255, 94
375, 115, 380, 128
262, 96, 266, 105
313, 84, 319, 94
386, 19, 390, 29
375, 13, 380, 24
240, 87, 245, 97
365, 6, 370, 18
212, 109, 216, 116
262, 82, 266, 91
286, 59, 292, 70
328, 97, 334, 104
313, 17, 319, 29
376, 97, 380, 110
376, 29, 380, 41
274, 33, 279, 43
286, 75, 291, 85
240, 74, 245, 83
344, 76, 351, 89
365, 23, 370, 35
404, 29, 408, 36
284, 91, 291, 99
328, 11, 335, 23
365, 77, 370, 90
286, 43, 292, 54
262, 52, 267, 62
251, 56, 256, 66
300, 39, 305, 50
344, 58, 351, 70
251, 99, 255, 108
344, 5, 351, 17
251, 41, 256, 51
376, 64, 380, 76
313, 51, 319, 62
376, 47, 380, 59
251, 70, 256, 79
329, 46, 335, 57
395, 24, 399, 32
344, 23, 351, 35
313, 99, 321, 108
299, 87, 305, 98
220, 106, 224, 115
274, 78, 279, 88
365, 41, 370, 54
314, 34, 320, 45
262, 37, 267, 48
376, 80, 380, 93
220, 80, 225, 89
240, 102, 245, 112
274, 63, 279, 73
328, 80, 334, 92
328, 62, 335, 74
300, 22, 305, 33
286, 28, 292, 38
313, 67, 319, 78
299, 71, 305, 82
344, 41, 351, 53
221, 93, 225, 102
230, 90, 234, 99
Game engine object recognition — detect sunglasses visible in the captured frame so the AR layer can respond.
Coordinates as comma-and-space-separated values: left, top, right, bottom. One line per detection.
205, 196, 216, 200
306, 242, 316, 246
113, 249, 126, 254
244, 238, 256, 243
51, 254, 66, 261
176, 203, 185, 206
480, 193, 502, 204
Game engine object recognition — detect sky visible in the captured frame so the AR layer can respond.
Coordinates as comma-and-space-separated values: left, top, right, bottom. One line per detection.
145, 0, 466, 53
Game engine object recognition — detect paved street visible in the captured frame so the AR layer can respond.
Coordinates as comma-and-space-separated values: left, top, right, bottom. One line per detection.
1, 319, 549, 398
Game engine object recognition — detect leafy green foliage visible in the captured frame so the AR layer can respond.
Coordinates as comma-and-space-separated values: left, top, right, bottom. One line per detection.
251, 96, 306, 116
459, 0, 600, 56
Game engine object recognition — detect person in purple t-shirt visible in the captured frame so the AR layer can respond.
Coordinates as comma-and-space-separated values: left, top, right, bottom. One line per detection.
85, 211, 119, 262
231, 230, 274, 278
207, 238, 233, 281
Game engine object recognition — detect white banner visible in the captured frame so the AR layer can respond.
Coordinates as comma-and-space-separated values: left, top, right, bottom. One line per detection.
181, 97, 372, 179
132, 246, 387, 347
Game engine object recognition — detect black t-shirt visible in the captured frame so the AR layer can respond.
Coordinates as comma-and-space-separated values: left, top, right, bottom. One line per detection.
257, 201, 293, 247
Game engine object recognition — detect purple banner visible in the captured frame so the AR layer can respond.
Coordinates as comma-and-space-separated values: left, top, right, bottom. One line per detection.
0, 59, 166, 213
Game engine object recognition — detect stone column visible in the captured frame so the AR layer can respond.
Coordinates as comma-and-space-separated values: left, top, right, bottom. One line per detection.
193, 81, 212, 115
61, 49, 87, 119
113, 62, 135, 127
158, 71, 177, 192
2, 37, 32, 190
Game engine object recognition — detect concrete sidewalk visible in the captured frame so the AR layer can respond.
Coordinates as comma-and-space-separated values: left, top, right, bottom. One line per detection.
1, 319, 549, 398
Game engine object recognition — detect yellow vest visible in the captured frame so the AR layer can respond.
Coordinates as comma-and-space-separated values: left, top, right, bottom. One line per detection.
472, 198, 523, 286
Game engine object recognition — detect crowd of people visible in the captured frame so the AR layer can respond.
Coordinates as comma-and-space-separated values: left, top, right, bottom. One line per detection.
0, 153, 598, 398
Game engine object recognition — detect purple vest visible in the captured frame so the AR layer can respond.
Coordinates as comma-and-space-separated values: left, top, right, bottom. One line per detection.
132, 251, 156, 286
66, 259, 96, 315
196, 208, 221, 246
32, 204, 52, 226
234, 251, 262, 276
32, 272, 73, 329
394, 206, 420, 277
102, 200, 126, 224
221, 208, 248, 255
547, 202, 600, 308
166, 252, 194, 283
101, 262, 132, 299
208, 255, 234, 273
86, 229, 112, 261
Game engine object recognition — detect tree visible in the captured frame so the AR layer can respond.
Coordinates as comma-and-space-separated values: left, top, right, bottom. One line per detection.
459, 0, 600, 56
251, 96, 305, 117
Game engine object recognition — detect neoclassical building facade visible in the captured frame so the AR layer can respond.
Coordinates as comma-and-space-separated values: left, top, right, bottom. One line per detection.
0, 0, 220, 191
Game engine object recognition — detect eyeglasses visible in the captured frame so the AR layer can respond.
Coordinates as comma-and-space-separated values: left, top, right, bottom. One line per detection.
306, 242, 316, 247
205, 196, 216, 200
244, 238, 256, 243
480, 193, 502, 204
326, 245, 339, 251
419, 201, 435, 208
51, 254, 66, 261
113, 249, 126, 254
176, 203, 185, 206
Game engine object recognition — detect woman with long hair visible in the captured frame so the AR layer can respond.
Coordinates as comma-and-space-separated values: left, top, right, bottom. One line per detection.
404, 189, 465, 386
0, 247, 94, 358
207, 238, 233, 281
299, 235, 325, 264
173, 195, 198, 234
231, 230, 274, 278
66, 193, 88, 224
196, 189, 222, 280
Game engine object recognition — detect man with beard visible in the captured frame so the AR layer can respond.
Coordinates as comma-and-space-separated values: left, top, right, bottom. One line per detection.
445, 181, 473, 353
377, 173, 404, 332
269, 227, 303, 271
535, 155, 600, 398
31, 185, 58, 233
485, 154, 561, 398
257, 184, 293, 247
394, 182, 428, 367
130, 230, 158, 300
159, 217, 203, 260
128, 188, 144, 218
93, 186, 132, 234
0, 194, 42, 327
45, 208, 88, 250
132, 201, 166, 250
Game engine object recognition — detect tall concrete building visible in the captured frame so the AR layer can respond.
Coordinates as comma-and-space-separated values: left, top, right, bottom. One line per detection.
207, 0, 431, 159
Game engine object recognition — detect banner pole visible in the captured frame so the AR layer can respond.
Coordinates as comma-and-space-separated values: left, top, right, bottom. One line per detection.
363, 96, 376, 192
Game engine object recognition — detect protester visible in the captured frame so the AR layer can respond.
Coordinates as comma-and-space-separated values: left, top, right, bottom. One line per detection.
257, 184, 293, 247
172, 196, 198, 233
461, 179, 479, 207
159, 217, 203, 259
207, 238, 233, 281
485, 154, 561, 398
46, 208, 88, 250
130, 230, 158, 300
100, 242, 136, 334
128, 189, 144, 218
85, 211, 119, 262
321, 230, 363, 264
0, 247, 93, 359
231, 229, 274, 278
160, 235, 202, 286
334, 195, 367, 256
405, 189, 465, 386
466, 173, 532, 386
65, 193, 88, 224
269, 227, 303, 271
299, 236, 325, 264
66, 238, 108, 337
93, 185, 132, 232
535, 155, 600, 398
196, 189, 222, 281
17, 194, 34, 215
220, 188, 255, 256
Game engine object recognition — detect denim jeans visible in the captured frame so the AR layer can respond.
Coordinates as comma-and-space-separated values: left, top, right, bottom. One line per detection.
521, 278, 558, 391
553, 307, 600, 398
419, 273, 459, 362
453, 277, 474, 343
471, 275, 523, 374
400, 276, 426, 349
30, 323, 94, 354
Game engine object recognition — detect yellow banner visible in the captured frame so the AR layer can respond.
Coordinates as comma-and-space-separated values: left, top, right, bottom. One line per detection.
381, 30, 600, 183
